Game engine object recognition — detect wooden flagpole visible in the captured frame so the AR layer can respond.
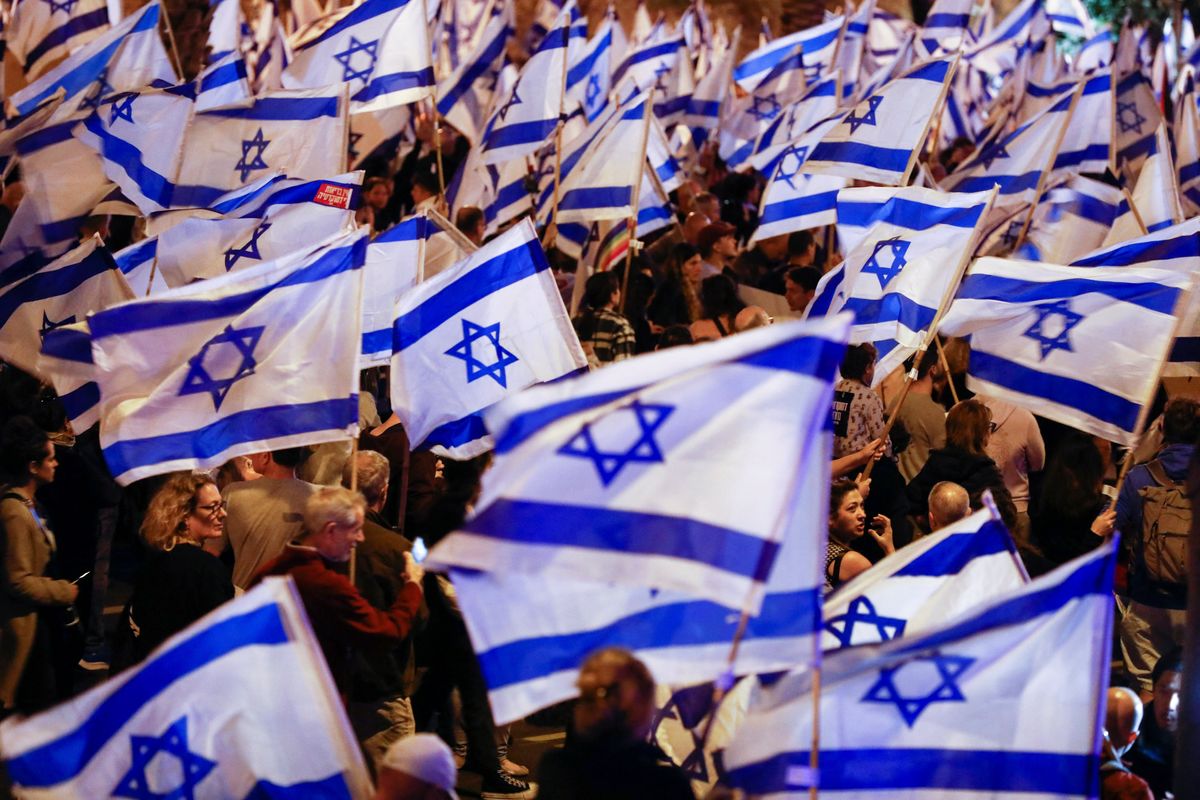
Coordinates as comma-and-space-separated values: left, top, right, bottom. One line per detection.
1120, 185, 1151, 236
421, 0, 447, 198
159, 5, 186, 81
541, 17, 573, 251
620, 89, 657, 317
901, 55, 960, 188
1012, 81, 1085, 251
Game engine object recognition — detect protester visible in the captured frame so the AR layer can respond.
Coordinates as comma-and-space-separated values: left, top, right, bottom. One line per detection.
534, 648, 694, 799
364, 177, 395, 232
0, 416, 78, 713
977, 394, 1045, 544
455, 206, 486, 247
927, 481, 971, 532
832, 343, 889, 460
689, 275, 764, 342
1031, 432, 1114, 566
1100, 687, 1152, 800
894, 349, 946, 482
123, 472, 234, 665
375, 734, 460, 800
573, 272, 637, 366
1127, 648, 1182, 797
783, 266, 820, 315
695, 222, 738, 279
648, 244, 703, 329
825, 478, 893, 593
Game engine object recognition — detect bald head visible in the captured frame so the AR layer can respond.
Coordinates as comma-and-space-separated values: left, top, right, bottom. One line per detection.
1105, 687, 1143, 757
928, 482, 971, 531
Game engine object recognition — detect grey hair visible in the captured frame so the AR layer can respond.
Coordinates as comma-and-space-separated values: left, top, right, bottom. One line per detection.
303, 486, 365, 536
342, 450, 390, 506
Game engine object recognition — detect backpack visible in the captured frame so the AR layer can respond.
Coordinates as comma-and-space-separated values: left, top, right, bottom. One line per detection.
1136, 460, 1191, 587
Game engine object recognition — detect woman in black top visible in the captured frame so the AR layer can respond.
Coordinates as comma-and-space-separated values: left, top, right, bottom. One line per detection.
124, 472, 233, 665
1031, 432, 1115, 566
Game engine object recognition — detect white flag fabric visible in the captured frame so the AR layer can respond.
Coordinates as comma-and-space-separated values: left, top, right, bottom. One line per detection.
38, 321, 103, 432
8, 0, 109, 80
284, 0, 433, 112
196, 52, 253, 112
0, 238, 133, 382
389, 219, 587, 459
807, 186, 995, 385
1104, 122, 1183, 246
921, 0, 973, 51
748, 74, 839, 175
427, 314, 853, 611
1175, 74, 1200, 215
0, 577, 372, 798
361, 214, 427, 367
435, 6, 510, 144
753, 171, 846, 245
733, 15, 843, 91
724, 541, 1117, 797
555, 94, 650, 223
89, 230, 366, 485
1014, 176, 1128, 263
1114, 69, 1162, 180
939, 256, 1192, 445
719, 43, 807, 170
823, 504, 1028, 651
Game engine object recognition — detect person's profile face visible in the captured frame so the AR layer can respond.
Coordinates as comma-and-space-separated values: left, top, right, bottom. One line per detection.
1154, 669, 1181, 733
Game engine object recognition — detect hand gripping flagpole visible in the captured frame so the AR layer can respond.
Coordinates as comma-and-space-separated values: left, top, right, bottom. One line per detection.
541, 17, 573, 251
1012, 80, 1085, 252
620, 89, 657, 317
862, 186, 1000, 482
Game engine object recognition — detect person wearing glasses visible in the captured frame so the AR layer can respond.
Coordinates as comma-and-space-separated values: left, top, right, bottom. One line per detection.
122, 472, 234, 666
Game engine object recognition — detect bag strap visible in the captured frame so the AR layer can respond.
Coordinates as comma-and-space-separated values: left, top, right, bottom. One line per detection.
1145, 460, 1183, 490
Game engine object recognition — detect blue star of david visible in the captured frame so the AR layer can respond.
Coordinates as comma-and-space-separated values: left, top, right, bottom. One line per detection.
557, 399, 674, 486
333, 36, 378, 83
444, 319, 520, 388
774, 145, 809, 189
1022, 299, 1084, 360
80, 70, 114, 112
109, 93, 137, 125
651, 683, 718, 782
43, 0, 78, 14
586, 74, 602, 107
1000, 219, 1024, 249
978, 141, 1010, 171
223, 223, 272, 271
498, 88, 522, 122
235, 128, 270, 183
112, 716, 217, 799
803, 63, 823, 83
861, 237, 910, 288
1116, 100, 1146, 135
347, 131, 364, 161
824, 596, 907, 648
750, 93, 781, 122
845, 95, 883, 134
861, 651, 975, 727
39, 311, 76, 341
653, 60, 672, 88
178, 324, 265, 410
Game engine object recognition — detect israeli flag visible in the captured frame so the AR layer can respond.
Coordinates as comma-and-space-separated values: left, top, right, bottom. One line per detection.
754, 171, 847, 245
389, 219, 586, 459
1073, 29, 1113, 73
719, 43, 807, 169
1021, 69, 1112, 177
8, 0, 109, 80
174, 88, 348, 208
283, 0, 433, 111
1114, 70, 1162, 180
808, 186, 994, 385
10, 1, 175, 118
196, 52, 252, 111
824, 504, 1027, 651
747, 74, 840, 175
942, 87, 1078, 209
724, 541, 1118, 797
803, 57, 956, 186
361, 215, 427, 367
1175, 74, 1200, 215
436, 6, 511, 144
450, 330, 842, 721
734, 14, 843, 91
113, 236, 168, 297
1105, 122, 1183, 245
206, 0, 245, 63
1046, 0, 1094, 38
611, 34, 684, 95
1019, 176, 1128, 264
0, 578, 371, 798
567, 8, 618, 123
427, 313, 852, 611
38, 321, 102, 431
74, 85, 194, 215
0, 238, 133, 383
686, 24, 736, 148
939, 257, 1191, 445
534, 99, 626, 219
921, 0, 973, 52
967, 0, 1050, 76
89, 229, 366, 485
555, 95, 650, 223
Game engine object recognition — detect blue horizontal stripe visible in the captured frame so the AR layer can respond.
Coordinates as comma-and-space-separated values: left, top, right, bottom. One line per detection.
952, 170, 1042, 195
463, 499, 780, 582
906, 59, 952, 84
354, 67, 435, 103
970, 349, 1138, 432
418, 412, 487, 450
1050, 191, 1120, 225
1119, 133, 1156, 163
957, 274, 1179, 314
1181, 160, 1200, 184
199, 57, 248, 92
17, 119, 78, 155
59, 381, 99, 422
483, 118, 558, 152
90, 239, 364, 338
25, 8, 110, 73
566, 28, 609, 89
1053, 143, 1110, 170
843, 293, 936, 334
895, 519, 1012, 576
299, 0, 413, 50
375, 216, 426, 243
735, 27, 839, 83
1070, 235, 1196, 268
200, 96, 339, 120
729, 749, 1099, 794
361, 327, 390, 356
103, 396, 359, 478
612, 39, 680, 86
687, 98, 721, 118
81, 114, 175, 207
808, 141, 912, 174
438, 27, 509, 115
40, 326, 93, 363
479, 587, 820, 690
838, 198, 985, 232
924, 12, 969, 28
0, 249, 116, 330
5, 603, 289, 787
392, 236, 547, 351
558, 186, 632, 213
244, 774, 353, 800
759, 192, 839, 227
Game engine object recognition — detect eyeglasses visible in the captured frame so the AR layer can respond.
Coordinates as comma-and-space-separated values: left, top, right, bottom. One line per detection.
196, 500, 228, 515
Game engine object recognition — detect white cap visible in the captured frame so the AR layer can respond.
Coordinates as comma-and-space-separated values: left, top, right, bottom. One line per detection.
380, 734, 459, 799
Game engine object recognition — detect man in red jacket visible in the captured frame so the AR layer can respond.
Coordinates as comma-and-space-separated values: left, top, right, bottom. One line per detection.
251, 486, 424, 696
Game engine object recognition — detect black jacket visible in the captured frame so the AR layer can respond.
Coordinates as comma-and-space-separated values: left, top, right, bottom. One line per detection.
906, 446, 1016, 526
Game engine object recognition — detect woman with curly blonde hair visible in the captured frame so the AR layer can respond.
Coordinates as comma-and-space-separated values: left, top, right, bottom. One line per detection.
122, 473, 233, 666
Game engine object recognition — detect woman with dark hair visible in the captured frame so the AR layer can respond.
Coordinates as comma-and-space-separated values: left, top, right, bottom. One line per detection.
122, 472, 234, 665
1031, 432, 1115, 566
647, 243, 703, 329
689, 274, 768, 341
826, 478, 893, 595
906, 399, 1017, 529
573, 272, 636, 366
0, 416, 77, 713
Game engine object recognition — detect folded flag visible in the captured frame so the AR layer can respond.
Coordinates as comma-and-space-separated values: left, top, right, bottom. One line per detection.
807, 186, 995, 385
283, 0, 433, 111
427, 313, 852, 611
939, 256, 1192, 445
0, 238, 133, 383
1174, 73, 1200, 216
361, 214, 427, 367
38, 321, 102, 431
389, 218, 587, 460
824, 504, 1027, 651
0, 577, 372, 798
7, 0, 109, 80
1103, 122, 1183, 246
1018, 176, 1128, 263
724, 541, 1117, 797
89, 229, 366, 485
718, 43, 807, 169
